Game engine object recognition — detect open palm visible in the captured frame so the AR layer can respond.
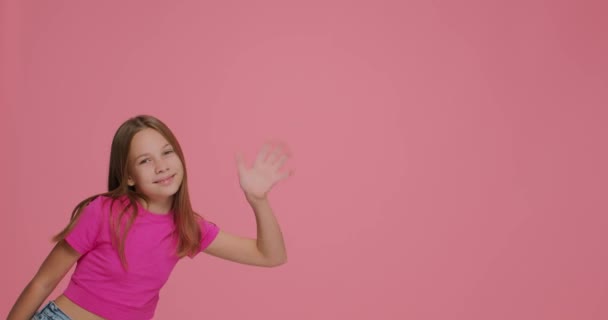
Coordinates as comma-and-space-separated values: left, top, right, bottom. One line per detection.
236, 142, 294, 201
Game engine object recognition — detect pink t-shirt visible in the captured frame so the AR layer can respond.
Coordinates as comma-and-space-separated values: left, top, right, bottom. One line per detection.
63, 196, 219, 320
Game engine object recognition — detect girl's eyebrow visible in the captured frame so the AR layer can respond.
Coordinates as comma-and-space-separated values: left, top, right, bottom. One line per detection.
134, 144, 171, 160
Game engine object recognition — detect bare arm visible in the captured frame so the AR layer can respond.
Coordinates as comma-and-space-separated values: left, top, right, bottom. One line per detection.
203, 143, 292, 267
7, 240, 81, 320
203, 197, 287, 267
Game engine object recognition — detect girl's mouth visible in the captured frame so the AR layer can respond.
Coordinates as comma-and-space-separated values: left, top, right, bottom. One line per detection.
155, 174, 175, 185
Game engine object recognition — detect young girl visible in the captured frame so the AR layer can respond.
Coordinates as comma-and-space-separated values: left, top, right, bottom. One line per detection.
8, 115, 293, 320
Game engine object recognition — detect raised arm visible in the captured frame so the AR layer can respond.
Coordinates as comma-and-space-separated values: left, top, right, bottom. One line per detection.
203, 142, 293, 267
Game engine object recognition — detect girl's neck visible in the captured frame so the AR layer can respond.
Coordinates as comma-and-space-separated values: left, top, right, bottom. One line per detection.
137, 196, 173, 214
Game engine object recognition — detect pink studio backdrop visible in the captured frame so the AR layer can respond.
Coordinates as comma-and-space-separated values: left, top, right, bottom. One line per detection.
1, 1, 607, 319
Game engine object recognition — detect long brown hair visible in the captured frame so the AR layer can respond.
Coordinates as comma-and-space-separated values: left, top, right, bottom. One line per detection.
53, 115, 203, 270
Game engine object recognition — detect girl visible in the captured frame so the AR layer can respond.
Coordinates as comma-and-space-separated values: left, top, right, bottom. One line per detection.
8, 115, 293, 320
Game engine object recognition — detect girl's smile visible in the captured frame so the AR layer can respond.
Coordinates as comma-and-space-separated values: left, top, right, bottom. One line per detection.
154, 174, 176, 185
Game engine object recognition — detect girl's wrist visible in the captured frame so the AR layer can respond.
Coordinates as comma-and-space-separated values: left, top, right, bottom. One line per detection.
244, 192, 268, 206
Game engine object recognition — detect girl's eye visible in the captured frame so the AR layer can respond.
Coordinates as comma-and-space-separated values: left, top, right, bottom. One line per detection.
139, 158, 151, 165
164, 150, 174, 155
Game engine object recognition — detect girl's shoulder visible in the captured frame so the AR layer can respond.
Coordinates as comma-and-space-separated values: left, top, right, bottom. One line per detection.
83, 194, 128, 216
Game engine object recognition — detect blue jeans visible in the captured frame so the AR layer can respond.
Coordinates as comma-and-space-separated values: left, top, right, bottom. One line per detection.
32, 301, 72, 320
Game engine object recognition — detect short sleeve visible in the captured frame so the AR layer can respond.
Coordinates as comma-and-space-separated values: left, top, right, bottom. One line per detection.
64, 197, 104, 255
199, 219, 220, 252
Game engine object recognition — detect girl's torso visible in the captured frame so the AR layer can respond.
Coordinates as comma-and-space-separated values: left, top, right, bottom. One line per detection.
54, 295, 106, 320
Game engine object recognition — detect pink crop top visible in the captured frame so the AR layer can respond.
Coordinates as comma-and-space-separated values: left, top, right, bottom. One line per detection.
63, 196, 219, 320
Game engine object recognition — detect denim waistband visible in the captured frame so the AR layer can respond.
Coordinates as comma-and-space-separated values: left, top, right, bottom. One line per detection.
32, 301, 71, 320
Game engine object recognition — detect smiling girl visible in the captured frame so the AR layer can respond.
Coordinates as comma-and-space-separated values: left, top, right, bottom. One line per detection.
8, 115, 293, 320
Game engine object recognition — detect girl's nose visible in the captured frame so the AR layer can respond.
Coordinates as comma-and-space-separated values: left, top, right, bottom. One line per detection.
155, 159, 169, 174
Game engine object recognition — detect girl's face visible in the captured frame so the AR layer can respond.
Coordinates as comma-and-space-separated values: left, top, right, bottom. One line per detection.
127, 128, 184, 207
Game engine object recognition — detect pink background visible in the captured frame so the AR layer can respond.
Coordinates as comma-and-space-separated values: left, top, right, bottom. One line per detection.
2, 1, 607, 319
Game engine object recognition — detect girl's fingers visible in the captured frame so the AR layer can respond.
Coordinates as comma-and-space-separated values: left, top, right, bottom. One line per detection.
273, 154, 289, 169
278, 169, 295, 181
255, 143, 271, 165
271, 141, 292, 162
266, 145, 282, 164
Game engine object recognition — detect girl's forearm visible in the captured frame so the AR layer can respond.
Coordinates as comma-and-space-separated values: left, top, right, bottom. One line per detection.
248, 196, 287, 266
7, 280, 52, 320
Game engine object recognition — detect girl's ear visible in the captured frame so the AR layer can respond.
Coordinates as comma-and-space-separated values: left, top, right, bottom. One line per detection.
128, 177, 135, 186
